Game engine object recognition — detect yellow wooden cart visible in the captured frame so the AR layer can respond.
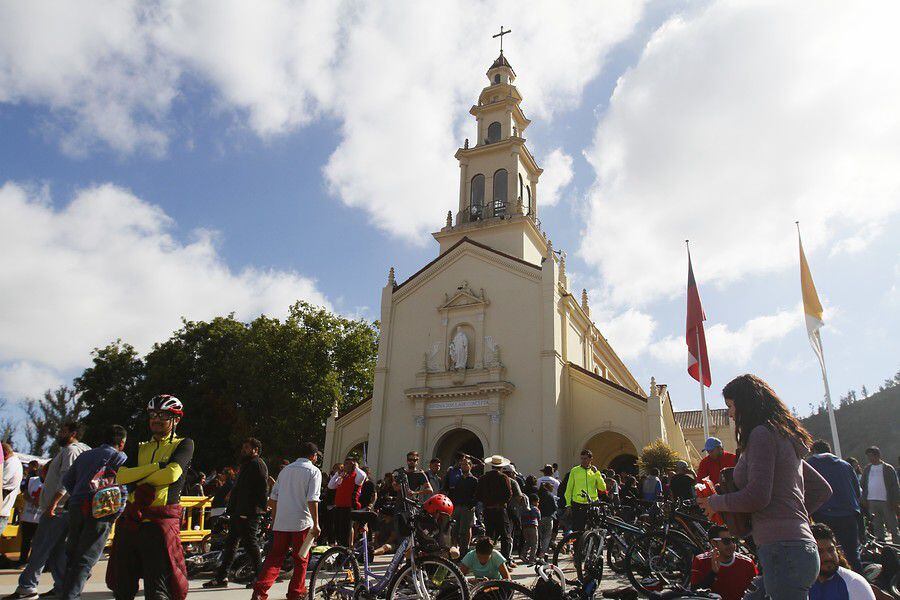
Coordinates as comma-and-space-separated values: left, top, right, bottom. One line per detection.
1, 496, 213, 558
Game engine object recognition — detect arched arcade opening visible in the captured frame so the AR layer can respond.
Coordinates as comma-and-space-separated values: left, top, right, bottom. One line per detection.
583, 430, 639, 474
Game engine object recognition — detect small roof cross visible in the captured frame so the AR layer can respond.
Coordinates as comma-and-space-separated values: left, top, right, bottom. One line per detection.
492, 26, 511, 54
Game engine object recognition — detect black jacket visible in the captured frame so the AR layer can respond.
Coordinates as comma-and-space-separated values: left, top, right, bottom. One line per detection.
227, 456, 269, 516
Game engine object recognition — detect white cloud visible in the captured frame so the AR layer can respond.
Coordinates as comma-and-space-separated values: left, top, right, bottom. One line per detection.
0, 362, 64, 402
649, 308, 797, 368
538, 148, 574, 207
0, 1, 645, 243
580, 1, 900, 306
595, 308, 657, 361
0, 1, 176, 156
0, 181, 329, 399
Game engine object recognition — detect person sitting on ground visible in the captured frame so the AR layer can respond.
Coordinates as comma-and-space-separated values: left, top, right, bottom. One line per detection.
459, 537, 511, 581
809, 522, 875, 600
690, 525, 757, 600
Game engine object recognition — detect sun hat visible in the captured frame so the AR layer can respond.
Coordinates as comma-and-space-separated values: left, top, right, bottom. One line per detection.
484, 455, 511, 468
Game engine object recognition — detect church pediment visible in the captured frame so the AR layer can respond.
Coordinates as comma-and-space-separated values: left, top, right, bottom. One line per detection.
439, 281, 489, 312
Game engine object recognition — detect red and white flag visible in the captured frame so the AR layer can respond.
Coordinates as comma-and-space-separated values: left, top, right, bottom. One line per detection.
686, 252, 711, 387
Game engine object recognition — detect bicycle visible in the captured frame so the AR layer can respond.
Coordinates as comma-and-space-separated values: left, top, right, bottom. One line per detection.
550, 495, 609, 585
308, 469, 470, 599
621, 501, 702, 596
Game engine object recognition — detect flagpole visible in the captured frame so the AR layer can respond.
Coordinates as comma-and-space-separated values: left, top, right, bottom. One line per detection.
697, 327, 710, 441
687, 239, 711, 441
796, 222, 841, 456
817, 331, 841, 456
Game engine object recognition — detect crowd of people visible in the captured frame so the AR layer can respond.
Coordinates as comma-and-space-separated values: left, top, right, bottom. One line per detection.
1, 372, 898, 600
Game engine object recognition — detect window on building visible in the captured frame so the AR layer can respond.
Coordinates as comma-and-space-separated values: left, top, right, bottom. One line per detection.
493, 74, 501, 84
492, 169, 507, 216
525, 185, 532, 215
519, 174, 524, 201
470, 174, 485, 220
487, 122, 502, 143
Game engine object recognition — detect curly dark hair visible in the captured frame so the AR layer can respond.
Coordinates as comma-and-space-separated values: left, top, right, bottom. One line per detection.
722, 374, 812, 458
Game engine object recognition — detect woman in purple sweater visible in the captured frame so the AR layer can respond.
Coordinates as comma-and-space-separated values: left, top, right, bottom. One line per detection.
699, 374, 832, 600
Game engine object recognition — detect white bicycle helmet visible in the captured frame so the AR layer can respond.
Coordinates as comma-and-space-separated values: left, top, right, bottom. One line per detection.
147, 394, 184, 417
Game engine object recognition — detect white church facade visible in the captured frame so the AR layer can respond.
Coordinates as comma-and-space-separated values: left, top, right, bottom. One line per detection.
323, 52, 697, 476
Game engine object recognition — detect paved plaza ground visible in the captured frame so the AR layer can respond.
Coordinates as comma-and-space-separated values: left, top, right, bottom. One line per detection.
1, 552, 631, 598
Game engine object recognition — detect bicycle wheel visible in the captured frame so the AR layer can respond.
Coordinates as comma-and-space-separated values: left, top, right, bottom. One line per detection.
386, 555, 470, 600
309, 546, 360, 600
606, 535, 628, 574
550, 531, 582, 584
470, 580, 534, 599
624, 532, 697, 595
574, 530, 604, 583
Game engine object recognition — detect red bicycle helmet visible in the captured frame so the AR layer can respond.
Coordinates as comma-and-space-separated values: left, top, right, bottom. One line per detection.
423, 493, 454, 518
148, 394, 184, 417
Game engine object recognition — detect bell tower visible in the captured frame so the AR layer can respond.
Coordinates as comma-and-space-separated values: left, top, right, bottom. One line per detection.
433, 43, 547, 266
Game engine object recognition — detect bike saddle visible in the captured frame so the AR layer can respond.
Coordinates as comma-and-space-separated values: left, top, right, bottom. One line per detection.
350, 510, 380, 528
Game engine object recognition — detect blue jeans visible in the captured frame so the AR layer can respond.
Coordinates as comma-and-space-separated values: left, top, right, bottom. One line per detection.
756, 540, 820, 600
60, 507, 113, 600
17, 510, 70, 594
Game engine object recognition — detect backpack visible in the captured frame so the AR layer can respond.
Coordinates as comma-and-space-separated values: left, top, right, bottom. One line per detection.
89, 464, 127, 520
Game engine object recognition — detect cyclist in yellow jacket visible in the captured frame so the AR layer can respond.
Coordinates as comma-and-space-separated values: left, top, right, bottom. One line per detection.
107, 395, 194, 600
564, 448, 607, 532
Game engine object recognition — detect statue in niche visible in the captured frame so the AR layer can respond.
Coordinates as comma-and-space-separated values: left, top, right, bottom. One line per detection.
449, 329, 468, 370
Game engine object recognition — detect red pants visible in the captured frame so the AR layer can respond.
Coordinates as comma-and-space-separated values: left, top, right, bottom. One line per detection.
252, 529, 309, 600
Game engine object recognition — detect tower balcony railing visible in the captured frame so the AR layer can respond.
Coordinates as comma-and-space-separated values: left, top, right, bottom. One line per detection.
461, 199, 512, 224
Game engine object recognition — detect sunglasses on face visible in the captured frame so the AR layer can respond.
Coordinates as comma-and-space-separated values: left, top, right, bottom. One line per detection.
713, 537, 736, 545
148, 411, 175, 421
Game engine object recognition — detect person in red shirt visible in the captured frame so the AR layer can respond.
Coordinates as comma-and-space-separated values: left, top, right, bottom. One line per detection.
696, 437, 737, 485
691, 525, 758, 600
327, 457, 366, 547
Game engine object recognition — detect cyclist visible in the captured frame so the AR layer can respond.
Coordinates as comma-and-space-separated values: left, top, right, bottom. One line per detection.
563, 449, 607, 532
107, 395, 195, 600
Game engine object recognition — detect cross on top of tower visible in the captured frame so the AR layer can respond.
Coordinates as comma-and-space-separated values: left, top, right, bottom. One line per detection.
492, 26, 511, 54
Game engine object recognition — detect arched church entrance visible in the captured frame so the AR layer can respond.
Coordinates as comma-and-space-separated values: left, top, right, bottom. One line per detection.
583, 431, 638, 474
608, 453, 638, 475
432, 428, 485, 470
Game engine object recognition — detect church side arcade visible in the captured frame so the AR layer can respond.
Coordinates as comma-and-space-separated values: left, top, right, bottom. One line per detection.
323, 51, 691, 475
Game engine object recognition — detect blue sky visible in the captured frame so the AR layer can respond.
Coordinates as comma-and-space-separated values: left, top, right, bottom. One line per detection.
1, 1, 898, 441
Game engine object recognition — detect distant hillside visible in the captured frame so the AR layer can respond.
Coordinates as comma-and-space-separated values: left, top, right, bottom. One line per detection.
801, 386, 900, 464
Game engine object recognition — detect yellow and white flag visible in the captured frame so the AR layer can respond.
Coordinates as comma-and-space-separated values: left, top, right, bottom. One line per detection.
799, 235, 825, 367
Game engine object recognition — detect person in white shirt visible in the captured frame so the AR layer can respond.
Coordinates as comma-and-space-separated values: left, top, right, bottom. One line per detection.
0, 445, 24, 534
251, 441, 322, 600
861, 446, 900, 543
18, 464, 44, 566
536, 464, 560, 495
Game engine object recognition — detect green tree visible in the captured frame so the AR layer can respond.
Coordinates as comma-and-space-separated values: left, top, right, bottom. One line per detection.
637, 439, 680, 474
75, 340, 146, 446
24, 385, 87, 456
75, 302, 378, 470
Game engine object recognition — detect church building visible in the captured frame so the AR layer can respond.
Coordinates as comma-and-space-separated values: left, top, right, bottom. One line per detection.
323, 51, 698, 475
